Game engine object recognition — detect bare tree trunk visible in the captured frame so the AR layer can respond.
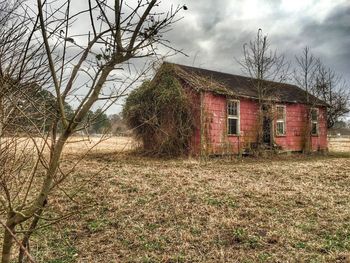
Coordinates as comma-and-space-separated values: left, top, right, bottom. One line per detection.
0, 120, 3, 145
0, 95, 3, 143
303, 108, 312, 154
1, 222, 15, 263
257, 104, 264, 146
18, 201, 46, 263
1, 135, 68, 263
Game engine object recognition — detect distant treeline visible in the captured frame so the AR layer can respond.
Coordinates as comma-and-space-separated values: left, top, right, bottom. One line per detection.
329, 120, 350, 136
1, 85, 127, 136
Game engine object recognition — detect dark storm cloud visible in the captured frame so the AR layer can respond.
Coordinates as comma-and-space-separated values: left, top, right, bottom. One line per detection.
165, 1, 285, 72
298, 4, 350, 81
164, 0, 350, 84
57, 0, 349, 114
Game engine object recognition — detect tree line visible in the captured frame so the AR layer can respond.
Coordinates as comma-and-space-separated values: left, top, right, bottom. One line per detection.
1, 85, 126, 136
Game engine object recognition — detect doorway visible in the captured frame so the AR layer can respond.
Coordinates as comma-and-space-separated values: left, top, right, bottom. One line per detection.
262, 105, 272, 146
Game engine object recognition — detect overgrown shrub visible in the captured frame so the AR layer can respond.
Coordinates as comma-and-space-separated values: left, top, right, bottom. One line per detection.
123, 65, 194, 156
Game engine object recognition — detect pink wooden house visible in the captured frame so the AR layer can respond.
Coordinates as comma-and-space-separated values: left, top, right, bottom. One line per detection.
162, 63, 328, 155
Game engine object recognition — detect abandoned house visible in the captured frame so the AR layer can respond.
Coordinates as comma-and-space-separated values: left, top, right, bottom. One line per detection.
155, 62, 329, 155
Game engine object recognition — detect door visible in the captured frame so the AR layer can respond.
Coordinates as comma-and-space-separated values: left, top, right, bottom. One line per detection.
262, 105, 272, 146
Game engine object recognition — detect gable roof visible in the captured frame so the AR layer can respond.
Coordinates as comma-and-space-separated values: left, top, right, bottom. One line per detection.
165, 62, 328, 106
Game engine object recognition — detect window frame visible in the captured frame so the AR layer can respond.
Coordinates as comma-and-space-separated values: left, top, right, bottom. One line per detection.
227, 99, 240, 136
275, 105, 286, 136
310, 108, 319, 136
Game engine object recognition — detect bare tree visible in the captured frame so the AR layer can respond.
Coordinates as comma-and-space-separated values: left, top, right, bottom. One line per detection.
315, 63, 350, 128
0, 0, 24, 138
294, 46, 318, 103
294, 46, 319, 153
0, 0, 184, 262
0, 2, 56, 261
238, 29, 289, 147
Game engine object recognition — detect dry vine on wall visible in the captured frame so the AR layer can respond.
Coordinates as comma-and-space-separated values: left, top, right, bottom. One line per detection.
123, 65, 194, 157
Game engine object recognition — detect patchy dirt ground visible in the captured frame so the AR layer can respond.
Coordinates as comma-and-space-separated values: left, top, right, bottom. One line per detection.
21, 140, 349, 263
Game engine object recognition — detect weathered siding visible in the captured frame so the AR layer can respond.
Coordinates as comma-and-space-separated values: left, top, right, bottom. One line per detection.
274, 104, 328, 151
193, 92, 259, 155
190, 91, 328, 155
312, 106, 328, 150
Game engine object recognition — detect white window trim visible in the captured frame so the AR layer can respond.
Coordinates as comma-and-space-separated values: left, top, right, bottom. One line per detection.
275, 105, 286, 136
227, 99, 240, 136
311, 108, 319, 136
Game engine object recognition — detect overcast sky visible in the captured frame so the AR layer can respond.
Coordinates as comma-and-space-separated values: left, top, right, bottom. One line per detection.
160, 0, 350, 84
63, 0, 350, 114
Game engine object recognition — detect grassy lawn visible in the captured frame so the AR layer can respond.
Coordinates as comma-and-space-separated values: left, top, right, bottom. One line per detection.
24, 148, 350, 263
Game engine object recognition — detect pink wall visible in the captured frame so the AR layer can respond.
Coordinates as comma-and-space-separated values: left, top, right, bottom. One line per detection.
190, 91, 328, 155
274, 104, 328, 151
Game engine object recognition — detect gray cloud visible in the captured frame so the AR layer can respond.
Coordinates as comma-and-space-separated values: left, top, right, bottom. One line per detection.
164, 0, 350, 85
57, 0, 349, 114
298, 3, 350, 80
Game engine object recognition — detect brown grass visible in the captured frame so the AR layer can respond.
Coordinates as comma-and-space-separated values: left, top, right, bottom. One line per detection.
64, 135, 137, 154
10, 136, 345, 263
2, 136, 350, 262
329, 136, 350, 153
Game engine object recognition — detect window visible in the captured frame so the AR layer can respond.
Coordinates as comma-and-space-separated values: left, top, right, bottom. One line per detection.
227, 100, 240, 135
276, 105, 286, 136
311, 108, 318, 135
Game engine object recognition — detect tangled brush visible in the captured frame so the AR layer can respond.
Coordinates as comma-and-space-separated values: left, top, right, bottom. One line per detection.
123, 64, 194, 156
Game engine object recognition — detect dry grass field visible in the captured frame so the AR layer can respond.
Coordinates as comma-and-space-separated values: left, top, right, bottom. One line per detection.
64, 135, 350, 155
329, 136, 350, 153
64, 136, 137, 154
3, 136, 350, 262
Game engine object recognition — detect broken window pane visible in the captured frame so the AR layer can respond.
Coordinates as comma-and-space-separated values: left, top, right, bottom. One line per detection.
228, 101, 238, 116
228, 118, 238, 135
276, 121, 285, 135
311, 109, 318, 121
277, 106, 284, 120
276, 106, 286, 135
312, 122, 318, 135
311, 108, 318, 135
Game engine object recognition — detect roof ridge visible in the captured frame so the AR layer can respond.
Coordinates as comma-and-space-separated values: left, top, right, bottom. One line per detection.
162, 62, 328, 106
165, 62, 298, 88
